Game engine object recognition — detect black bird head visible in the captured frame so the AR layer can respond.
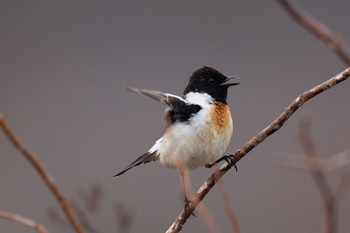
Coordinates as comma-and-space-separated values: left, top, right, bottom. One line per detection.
183, 66, 239, 104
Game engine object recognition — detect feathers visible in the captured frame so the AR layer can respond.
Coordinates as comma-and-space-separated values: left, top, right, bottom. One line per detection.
113, 138, 161, 177
113, 151, 158, 177
126, 86, 202, 123
114, 67, 238, 177
126, 87, 173, 105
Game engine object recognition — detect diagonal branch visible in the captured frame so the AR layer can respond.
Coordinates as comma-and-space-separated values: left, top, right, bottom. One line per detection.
277, 0, 350, 66
166, 67, 350, 233
0, 116, 85, 233
0, 210, 49, 233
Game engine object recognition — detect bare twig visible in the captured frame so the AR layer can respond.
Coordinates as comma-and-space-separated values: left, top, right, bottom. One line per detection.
0, 210, 49, 233
277, 0, 350, 66
275, 118, 349, 233
72, 202, 100, 233
217, 180, 240, 233
195, 202, 221, 233
77, 183, 103, 213
298, 119, 336, 233
274, 150, 350, 173
114, 201, 135, 233
0, 115, 85, 233
335, 176, 350, 203
46, 208, 70, 231
181, 169, 221, 233
166, 67, 350, 233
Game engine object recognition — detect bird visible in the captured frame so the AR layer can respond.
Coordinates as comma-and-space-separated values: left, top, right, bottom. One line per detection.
114, 66, 239, 205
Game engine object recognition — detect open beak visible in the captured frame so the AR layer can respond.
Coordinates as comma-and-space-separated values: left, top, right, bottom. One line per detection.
222, 76, 240, 87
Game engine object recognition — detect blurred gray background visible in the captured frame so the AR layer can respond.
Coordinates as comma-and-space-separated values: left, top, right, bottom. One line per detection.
1, 1, 349, 232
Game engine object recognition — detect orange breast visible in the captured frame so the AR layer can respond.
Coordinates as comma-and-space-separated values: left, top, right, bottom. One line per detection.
209, 102, 232, 132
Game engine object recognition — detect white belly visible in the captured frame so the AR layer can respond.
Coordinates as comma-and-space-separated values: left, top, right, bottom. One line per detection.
158, 106, 233, 170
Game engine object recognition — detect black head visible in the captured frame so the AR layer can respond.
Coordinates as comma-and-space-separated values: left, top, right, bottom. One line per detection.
183, 66, 239, 104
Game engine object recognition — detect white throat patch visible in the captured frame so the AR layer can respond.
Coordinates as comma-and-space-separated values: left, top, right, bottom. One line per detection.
185, 92, 213, 107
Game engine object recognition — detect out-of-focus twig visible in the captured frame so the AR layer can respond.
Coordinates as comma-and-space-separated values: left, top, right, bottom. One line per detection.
334, 176, 350, 203
0, 210, 49, 233
298, 119, 336, 233
277, 0, 350, 66
114, 201, 135, 233
276, 118, 349, 233
0, 114, 85, 233
181, 168, 221, 233
72, 202, 100, 233
77, 183, 103, 213
166, 67, 350, 233
46, 208, 70, 232
217, 180, 240, 233
275, 150, 350, 173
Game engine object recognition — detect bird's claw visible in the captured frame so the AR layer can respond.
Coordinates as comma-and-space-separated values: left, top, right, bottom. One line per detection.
205, 154, 238, 171
223, 155, 238, 172
184, 196, 196, 217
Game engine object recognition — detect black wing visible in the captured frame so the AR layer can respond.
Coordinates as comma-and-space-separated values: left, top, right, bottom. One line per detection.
126, 87, 201, 121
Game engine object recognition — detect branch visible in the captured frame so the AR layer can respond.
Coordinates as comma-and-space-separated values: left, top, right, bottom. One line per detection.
166, 67, 350, 233
114, 201, 136, 233
275, 150, 350, 173
274, 119, 348, 233
181, 167, 221, 233
0, 210, 49, 233
277, 0, 350, 66
217, 180, 240, 233
0, 115, 85, 233
298, 119, 336, 233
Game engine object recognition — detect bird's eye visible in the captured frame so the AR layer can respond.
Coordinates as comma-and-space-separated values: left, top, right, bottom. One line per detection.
208, 79, 215, 84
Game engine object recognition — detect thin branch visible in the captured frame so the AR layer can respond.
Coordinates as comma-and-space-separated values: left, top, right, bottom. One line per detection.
274, 150, 350, 173
275, 119, 349, 233
77, 183, 103, 213
335, 176, 350, 203
217, 180, 240, 233
298, 119, 336, 233
114, 201, 136, 233
0, 115, 85, 233
180, 167, 221, 233
195, 202, 221, 233
0, 210, 49, 233
277, 0, 350, 66
72, 202, 100, 233
166, 67, 350, 233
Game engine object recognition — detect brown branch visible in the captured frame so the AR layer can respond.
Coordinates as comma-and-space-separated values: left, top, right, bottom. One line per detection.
277, 0, 350, 66
0, 210, 49, 233
166, 67, 350, 233
0, 115, 85, 233
181, 170, 221, 233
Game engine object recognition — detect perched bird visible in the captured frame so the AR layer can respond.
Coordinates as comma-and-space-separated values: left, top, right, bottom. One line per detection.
114, 66, 239, 203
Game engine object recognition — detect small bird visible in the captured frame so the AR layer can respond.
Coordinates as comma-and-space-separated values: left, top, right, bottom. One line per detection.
114, 66, 239, 204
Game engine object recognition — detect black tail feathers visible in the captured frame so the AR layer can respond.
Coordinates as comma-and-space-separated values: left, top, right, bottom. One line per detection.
113, 152, 158, 177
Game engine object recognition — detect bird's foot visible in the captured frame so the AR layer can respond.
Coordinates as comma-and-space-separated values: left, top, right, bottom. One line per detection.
184, 196, 196, 217
205, 154, 238, 172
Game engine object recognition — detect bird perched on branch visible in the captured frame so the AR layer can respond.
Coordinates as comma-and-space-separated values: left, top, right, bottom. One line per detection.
114, 66, 239, 205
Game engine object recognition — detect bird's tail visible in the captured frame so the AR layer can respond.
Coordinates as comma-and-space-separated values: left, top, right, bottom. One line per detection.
113, 152, 158, 177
